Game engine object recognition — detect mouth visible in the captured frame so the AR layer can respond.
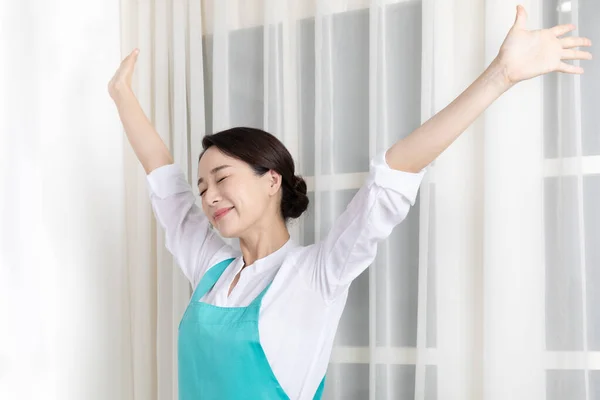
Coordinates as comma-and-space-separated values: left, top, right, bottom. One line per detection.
214, 207, 234, 221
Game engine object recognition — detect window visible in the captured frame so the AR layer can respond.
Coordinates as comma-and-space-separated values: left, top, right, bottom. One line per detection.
543, 0, 600, 397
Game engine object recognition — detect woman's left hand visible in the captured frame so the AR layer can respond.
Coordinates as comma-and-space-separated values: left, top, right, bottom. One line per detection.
496, 5, 592, 85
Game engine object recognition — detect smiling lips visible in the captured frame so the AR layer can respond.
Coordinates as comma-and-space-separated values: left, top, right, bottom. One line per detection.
213, 207, 233, 221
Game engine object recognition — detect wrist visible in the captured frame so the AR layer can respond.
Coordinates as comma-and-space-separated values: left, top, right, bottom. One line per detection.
487, 57, 516, 92
109, 82, 135, 102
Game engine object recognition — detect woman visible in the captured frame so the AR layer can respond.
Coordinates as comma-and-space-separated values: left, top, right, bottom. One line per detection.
109, 6, 591, 400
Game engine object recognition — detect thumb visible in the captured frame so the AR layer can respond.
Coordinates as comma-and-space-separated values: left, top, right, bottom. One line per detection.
513, 5, 527, 30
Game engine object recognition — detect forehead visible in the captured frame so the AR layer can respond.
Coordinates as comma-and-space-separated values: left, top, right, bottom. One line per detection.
197, 147, 241, 177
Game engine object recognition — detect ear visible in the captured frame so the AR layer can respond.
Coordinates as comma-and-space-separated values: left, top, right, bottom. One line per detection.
267, 170, 282, 196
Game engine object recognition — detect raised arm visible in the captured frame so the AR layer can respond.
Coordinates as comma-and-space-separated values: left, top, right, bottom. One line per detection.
304, 6, 592, 302
108, 49, 173, 174
386, 6, 592, 173
108, 49, 234, 287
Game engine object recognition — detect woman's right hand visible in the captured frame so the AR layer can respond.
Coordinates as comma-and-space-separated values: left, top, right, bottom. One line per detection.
108, 49, 139, 100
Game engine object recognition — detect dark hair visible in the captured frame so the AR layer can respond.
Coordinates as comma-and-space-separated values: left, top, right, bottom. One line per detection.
200, 127, 309, 220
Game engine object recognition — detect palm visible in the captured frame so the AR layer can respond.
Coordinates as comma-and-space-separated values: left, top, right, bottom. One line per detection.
498, 6, 592, 84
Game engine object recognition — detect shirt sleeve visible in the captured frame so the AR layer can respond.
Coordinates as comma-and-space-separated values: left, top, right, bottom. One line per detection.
304, 151, 426, 302
146, 163, 235, 288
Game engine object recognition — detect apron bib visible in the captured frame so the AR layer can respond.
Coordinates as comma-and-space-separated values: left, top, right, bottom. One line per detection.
178, 258, 326, 399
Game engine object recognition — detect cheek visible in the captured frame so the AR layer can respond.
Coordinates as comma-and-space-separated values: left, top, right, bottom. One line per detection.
229, 182, 268, 215
216, 183, 242, 211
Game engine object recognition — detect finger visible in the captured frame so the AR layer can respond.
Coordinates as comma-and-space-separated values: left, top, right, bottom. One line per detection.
560, 36, 592, 49
119, 49, 139, 66
120, 49, 140, 72
129, 48, 140, 65
557, 62, 584, 74
561, 49, 593, 60
513, 5, 527, 30
551, 24, 576, 37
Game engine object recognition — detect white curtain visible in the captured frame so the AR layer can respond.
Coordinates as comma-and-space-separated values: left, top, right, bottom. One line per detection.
2, 0, 598, 399
0, 0, 133, 399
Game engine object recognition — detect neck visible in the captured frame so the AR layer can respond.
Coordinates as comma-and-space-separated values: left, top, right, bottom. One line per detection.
238, 217, 290, 267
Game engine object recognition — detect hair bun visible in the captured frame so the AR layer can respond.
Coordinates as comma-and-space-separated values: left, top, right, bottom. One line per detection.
281, 175, 309, 220
293, 175, 307, 194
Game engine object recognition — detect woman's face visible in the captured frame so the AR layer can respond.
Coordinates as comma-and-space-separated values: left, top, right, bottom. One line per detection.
197, 147, 281, 238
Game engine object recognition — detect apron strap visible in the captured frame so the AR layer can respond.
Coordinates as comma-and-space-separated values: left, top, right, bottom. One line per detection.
313, 375, 326, 399
249, 282, 273, 306
191, 258, 236, 302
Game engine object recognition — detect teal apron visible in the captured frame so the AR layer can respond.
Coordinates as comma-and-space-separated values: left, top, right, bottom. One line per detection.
178, 258, 326, 399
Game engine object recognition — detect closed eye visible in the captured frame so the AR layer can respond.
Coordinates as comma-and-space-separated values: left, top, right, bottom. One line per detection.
199, 176, 227, 197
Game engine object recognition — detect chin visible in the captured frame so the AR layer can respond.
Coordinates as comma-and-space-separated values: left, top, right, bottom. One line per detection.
217, 228, 239, 239
214, 221, 243, 239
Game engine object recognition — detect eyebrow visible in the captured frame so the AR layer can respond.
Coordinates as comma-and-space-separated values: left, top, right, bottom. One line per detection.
197, 165, 231, 186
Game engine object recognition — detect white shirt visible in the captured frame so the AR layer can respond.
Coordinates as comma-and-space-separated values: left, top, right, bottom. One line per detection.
146, 152, 425, 400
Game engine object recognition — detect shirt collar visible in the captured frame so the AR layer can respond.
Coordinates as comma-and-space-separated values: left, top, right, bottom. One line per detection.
239, 238, 297, 275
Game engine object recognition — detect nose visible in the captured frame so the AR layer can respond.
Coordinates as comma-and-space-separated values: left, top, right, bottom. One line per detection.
203, 185, 221, 206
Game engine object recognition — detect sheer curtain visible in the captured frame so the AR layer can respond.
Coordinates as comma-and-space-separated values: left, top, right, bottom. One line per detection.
541, 0, 600, 399
0, 0, 132, 399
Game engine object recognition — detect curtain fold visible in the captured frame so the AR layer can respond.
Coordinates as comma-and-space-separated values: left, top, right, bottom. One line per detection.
483, 1, 546, 399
